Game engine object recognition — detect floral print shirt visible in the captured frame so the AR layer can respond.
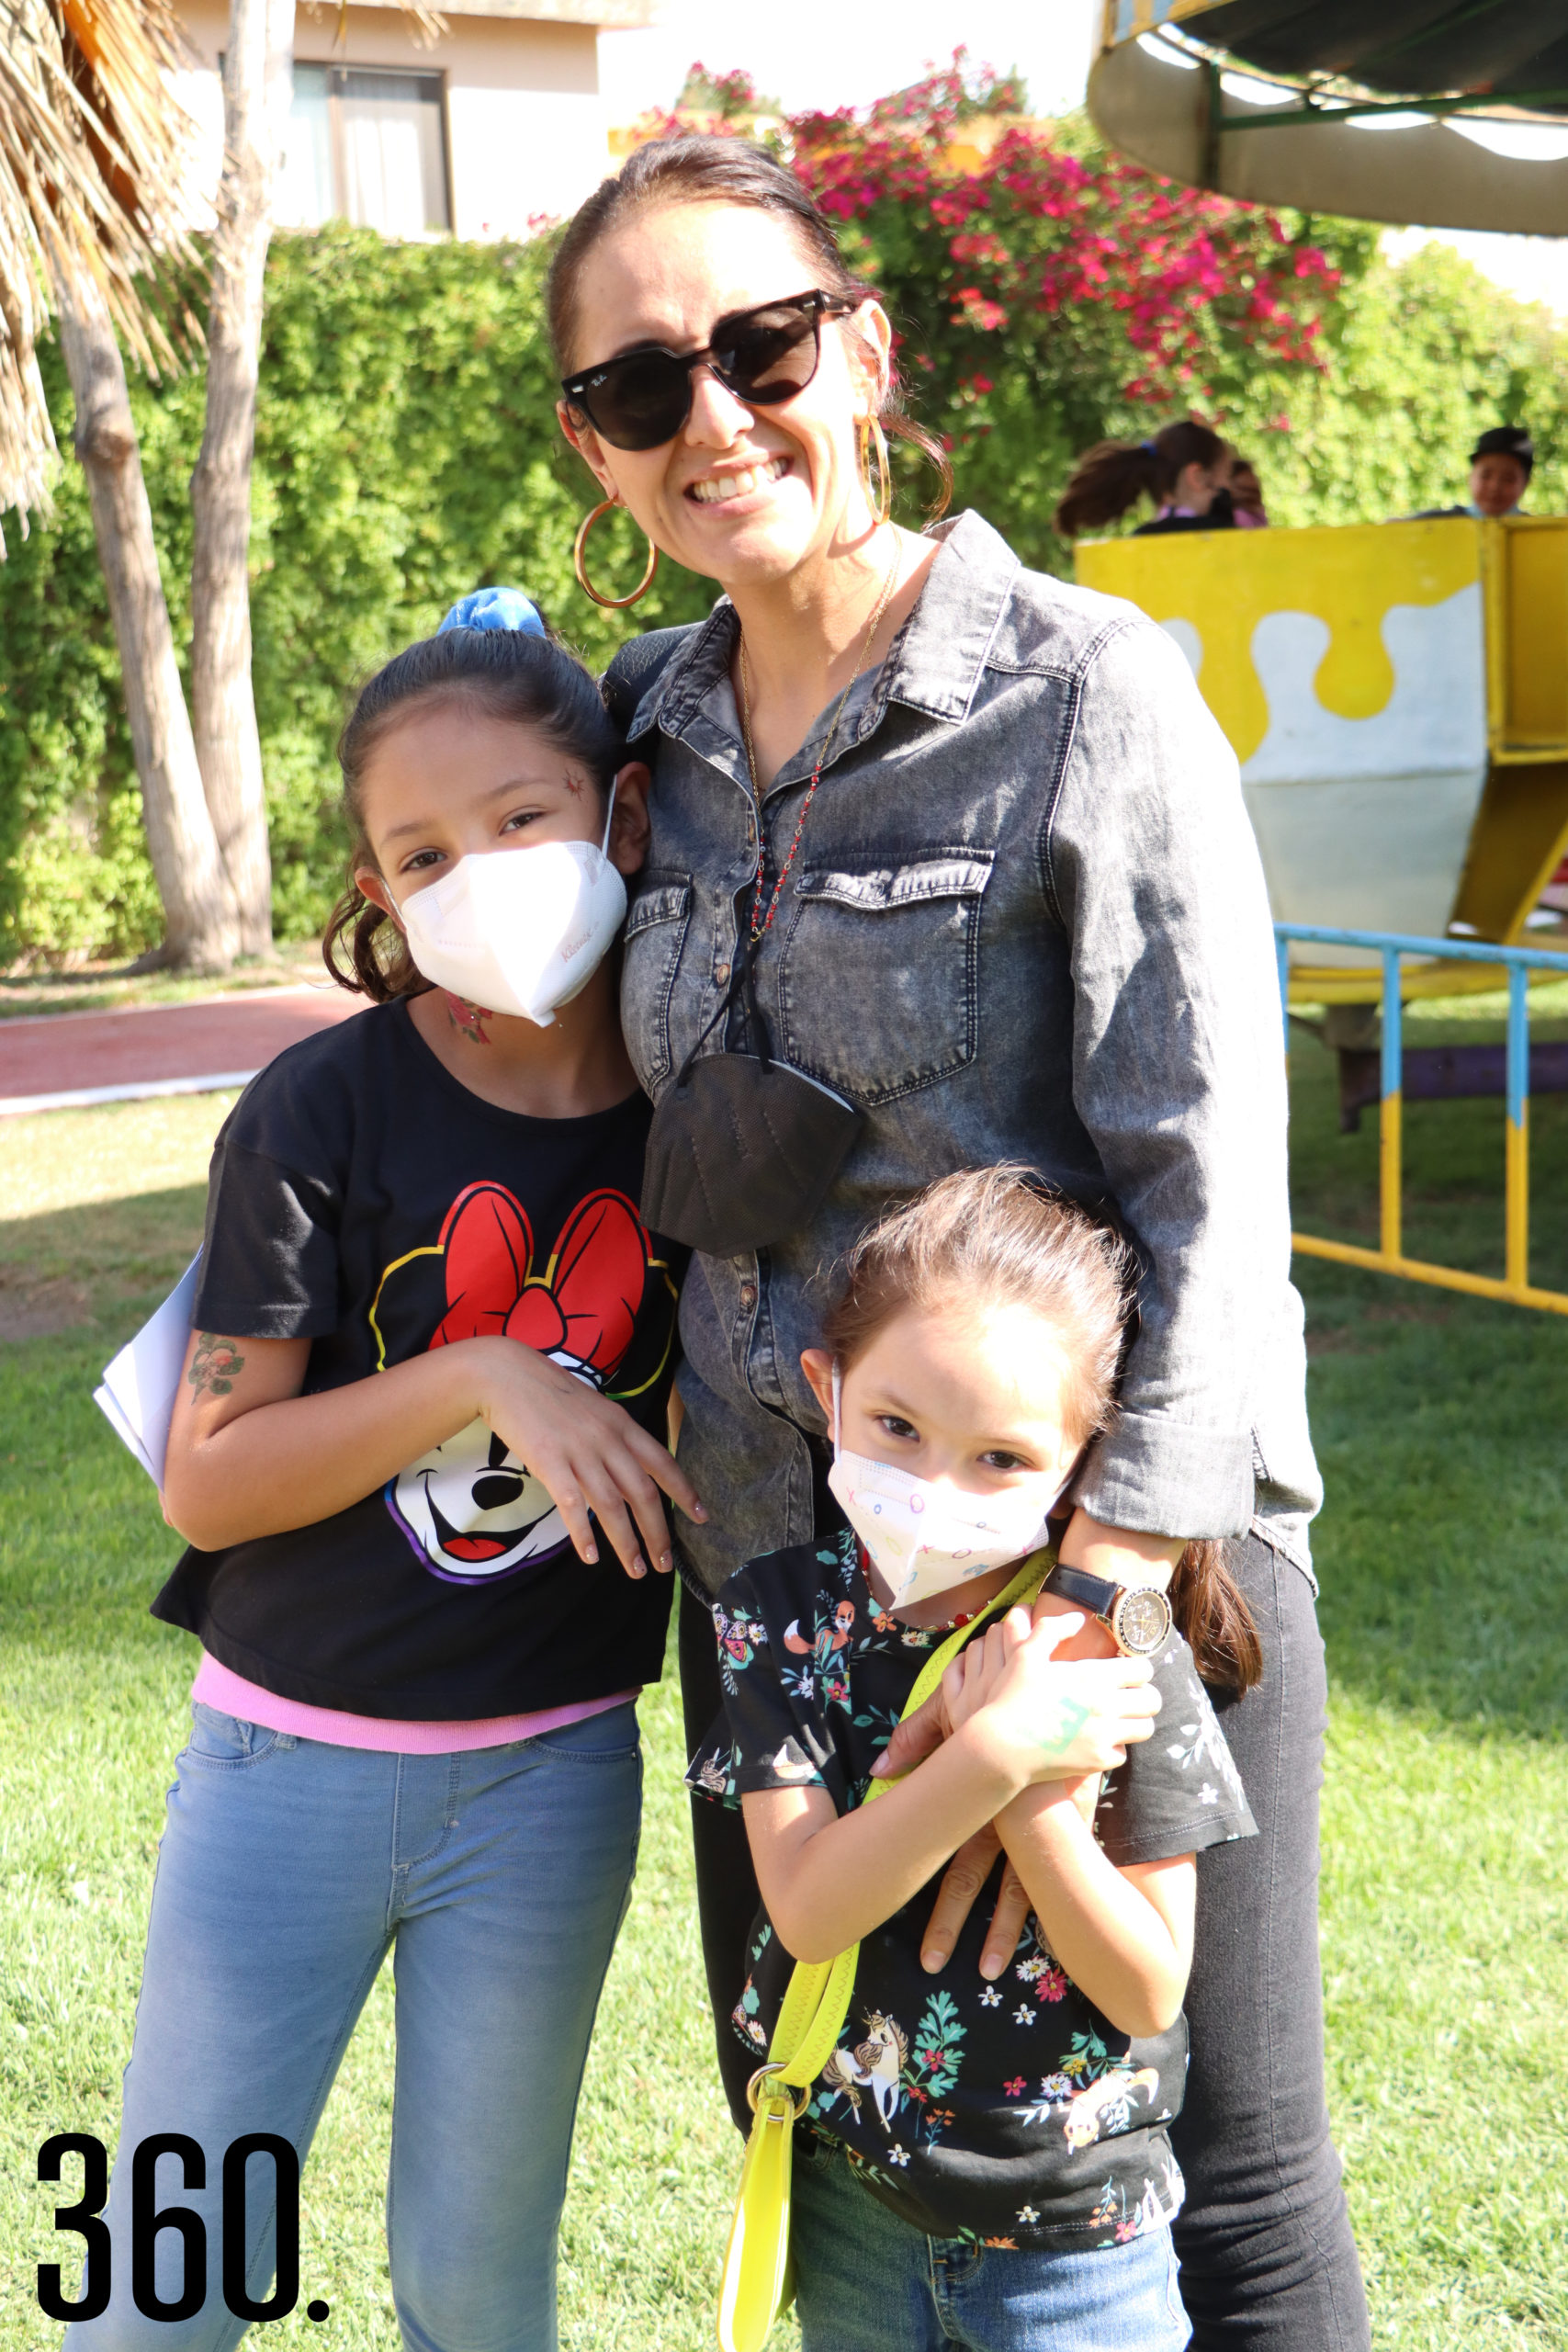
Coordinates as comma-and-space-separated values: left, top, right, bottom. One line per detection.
689, 1526, 1257, 2251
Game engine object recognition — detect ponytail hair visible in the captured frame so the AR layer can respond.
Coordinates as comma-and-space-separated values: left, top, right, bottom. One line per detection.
321, 618, 626, 1003
1055, 418, 1228, 539
1168, 1539, 1263, 1692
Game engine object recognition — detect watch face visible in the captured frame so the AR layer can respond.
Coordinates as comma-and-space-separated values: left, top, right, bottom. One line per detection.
1114, 1588, 1172, 1655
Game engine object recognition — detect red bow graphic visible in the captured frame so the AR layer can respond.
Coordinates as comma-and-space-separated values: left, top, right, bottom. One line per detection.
428, 1182, 649, 1381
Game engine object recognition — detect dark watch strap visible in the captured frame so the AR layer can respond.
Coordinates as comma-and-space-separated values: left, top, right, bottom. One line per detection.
1043, 1562, 1122, 1619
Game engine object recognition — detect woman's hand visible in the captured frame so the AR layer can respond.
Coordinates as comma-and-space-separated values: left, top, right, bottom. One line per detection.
468, 1336, 705, 1579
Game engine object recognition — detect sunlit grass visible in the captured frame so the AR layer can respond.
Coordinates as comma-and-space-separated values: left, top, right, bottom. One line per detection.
2, 1066, 1565, 2347
1288, 1006, 1568, 2346
1286, 992, 1568, 1292
0, 1091, 239, 1340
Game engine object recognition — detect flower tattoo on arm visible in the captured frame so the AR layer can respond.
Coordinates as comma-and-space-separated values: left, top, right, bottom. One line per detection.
187, 1333, 245, 1399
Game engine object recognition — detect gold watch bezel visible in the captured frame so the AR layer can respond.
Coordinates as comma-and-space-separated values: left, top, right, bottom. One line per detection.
1107, 1584, 1173, 1656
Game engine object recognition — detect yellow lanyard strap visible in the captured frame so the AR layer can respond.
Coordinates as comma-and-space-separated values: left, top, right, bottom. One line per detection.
750, 1547, 1053, 2112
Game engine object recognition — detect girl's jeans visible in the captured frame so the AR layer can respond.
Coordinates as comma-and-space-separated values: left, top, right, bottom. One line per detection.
66, 1701, 641, 2352
790, 2133, 1189, 2352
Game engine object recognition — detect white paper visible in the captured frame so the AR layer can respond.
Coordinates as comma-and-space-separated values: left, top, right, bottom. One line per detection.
94, 1253, 202, 1489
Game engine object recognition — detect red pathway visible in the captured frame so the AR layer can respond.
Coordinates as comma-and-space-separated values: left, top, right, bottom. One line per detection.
0, 987, 368, 1116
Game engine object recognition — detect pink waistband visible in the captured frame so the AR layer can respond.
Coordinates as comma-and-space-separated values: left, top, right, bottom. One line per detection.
191, 1653, 637, 1755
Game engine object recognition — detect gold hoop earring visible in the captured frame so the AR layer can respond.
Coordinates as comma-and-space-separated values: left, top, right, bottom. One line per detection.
858, 414, 893, 528
573, 499, 660, 609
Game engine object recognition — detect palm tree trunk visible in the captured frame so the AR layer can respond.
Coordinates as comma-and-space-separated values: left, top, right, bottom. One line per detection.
52, 266, 240, 972
188, 0, 294, 957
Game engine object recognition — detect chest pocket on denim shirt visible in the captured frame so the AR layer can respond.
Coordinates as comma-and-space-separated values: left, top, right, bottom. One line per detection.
777, 850, 993, 1106
620, 874, 692, 1091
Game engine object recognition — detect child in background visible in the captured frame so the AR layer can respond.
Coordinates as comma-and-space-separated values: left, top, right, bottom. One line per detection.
1229, 455, 1269, 527
1053, 419, 1236, 538
72, 591, 699, 2352
693, 1168, 1260, 2352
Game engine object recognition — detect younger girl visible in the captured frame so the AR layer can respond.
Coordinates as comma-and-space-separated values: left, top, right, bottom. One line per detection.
1054, 417, 1235, 539
74, 593, 700, 2352
693, 1167, 1260, 2352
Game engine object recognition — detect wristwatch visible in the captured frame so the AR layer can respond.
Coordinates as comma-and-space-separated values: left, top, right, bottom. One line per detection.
1043, 1563, 1173, 1657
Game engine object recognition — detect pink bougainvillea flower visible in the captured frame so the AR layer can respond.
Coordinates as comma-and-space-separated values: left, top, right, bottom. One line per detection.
634, 46, 1343, 439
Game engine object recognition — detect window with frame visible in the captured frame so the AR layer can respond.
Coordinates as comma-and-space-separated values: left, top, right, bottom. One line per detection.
279, 63, 450, 237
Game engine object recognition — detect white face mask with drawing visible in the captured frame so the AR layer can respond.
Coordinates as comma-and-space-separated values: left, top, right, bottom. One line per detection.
825, 1365, 1074, 1610
400, 786, 626, 1027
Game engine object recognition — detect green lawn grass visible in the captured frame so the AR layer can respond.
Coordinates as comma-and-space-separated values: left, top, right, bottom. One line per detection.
3, 1016, 1566, 2347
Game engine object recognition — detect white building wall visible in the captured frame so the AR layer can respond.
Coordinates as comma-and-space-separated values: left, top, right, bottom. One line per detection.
173, 0, 613, 241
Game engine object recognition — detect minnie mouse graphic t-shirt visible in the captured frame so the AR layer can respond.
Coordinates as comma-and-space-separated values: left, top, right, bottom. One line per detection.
152, 1000, 687, 1719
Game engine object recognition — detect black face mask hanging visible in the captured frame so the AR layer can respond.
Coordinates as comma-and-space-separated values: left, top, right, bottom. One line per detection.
645, 543, 901, 1258
640, 937, 863, 1258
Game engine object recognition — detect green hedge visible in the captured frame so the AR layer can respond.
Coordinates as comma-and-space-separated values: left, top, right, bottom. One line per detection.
0, 229, 717, 966
3, 216, 1566, 965
1212, 240, 1568, 533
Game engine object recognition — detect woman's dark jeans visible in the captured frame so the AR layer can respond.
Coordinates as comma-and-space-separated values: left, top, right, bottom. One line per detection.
679, 1534, 1371, 2351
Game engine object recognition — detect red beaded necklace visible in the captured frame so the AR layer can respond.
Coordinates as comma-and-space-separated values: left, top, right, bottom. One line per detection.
737, 540, 902, 945
853, 1540, 984, 1633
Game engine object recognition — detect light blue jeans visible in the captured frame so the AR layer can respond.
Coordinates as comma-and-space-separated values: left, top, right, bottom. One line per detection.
66, 1701, 641, 2352
791, 2133, 1191, 2352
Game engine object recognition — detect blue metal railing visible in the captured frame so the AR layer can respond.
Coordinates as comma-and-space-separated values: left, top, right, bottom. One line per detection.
1276, 922, 1568, 1315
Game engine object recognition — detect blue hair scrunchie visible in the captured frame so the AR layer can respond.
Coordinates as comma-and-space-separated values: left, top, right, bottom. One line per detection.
1140, 439, 1159, 456
437, 586, 546, 638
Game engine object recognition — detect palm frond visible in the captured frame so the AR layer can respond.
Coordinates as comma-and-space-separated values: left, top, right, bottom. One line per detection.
0, 0, 201, 544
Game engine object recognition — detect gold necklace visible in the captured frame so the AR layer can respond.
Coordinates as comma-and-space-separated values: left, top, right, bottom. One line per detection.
737, 539, 903, 944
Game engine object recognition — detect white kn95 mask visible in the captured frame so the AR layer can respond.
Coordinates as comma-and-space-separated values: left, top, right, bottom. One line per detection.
826, 1365, 1073, 1610
400, 787, 626, 1028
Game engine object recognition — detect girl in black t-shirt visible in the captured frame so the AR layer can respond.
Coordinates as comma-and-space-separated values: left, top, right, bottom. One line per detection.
78, 597, 701, 2352
1054, 418, 1236, 540
696, 1168, 1262, 2352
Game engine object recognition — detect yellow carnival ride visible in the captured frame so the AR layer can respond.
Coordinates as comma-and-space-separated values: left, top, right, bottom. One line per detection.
1078, 3, 1568, 1315
1077, 517, 1568, 1316
1077, 517, 1568, 995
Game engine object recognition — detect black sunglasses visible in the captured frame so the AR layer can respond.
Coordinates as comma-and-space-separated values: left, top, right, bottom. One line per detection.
561, 289, 857, 453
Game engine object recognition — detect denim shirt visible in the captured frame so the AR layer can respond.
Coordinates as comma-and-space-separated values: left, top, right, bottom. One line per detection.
611, 510, 1320, 1596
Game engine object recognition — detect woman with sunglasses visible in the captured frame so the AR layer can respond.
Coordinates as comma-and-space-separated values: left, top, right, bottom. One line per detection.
551, 136, 1368, 2352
